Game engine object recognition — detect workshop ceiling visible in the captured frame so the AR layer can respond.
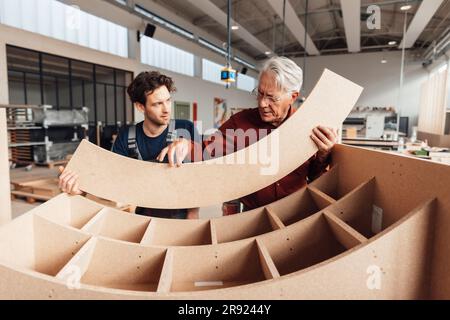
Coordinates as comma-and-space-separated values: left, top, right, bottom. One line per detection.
145, 0, 450, 60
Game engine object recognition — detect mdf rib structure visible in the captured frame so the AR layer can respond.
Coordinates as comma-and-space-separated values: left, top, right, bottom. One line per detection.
1, 69, 449, 299
1, 145, 450, 299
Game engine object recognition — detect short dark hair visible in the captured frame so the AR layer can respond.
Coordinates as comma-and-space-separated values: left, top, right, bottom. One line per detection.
127, 71, 176, 105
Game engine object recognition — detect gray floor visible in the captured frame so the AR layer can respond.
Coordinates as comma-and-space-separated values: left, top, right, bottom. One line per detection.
11, 199, 39, 219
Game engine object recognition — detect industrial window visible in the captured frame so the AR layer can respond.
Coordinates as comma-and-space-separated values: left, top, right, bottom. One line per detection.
6, 45, 134, 147
202, 59, 226, 86
140, 36, 195, 77
237, 74, 257, 92
0, 0, 128, 58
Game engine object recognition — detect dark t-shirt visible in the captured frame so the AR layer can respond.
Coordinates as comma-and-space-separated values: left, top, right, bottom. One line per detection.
112, 120, 198, 218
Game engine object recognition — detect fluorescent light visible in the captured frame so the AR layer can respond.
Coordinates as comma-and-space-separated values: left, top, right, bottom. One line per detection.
233, 56, 256, 69
264, 51, 271, 55
400, 5, 412, 11
388, 41, 397, 45
199, 38, 227, 56
231, 25, 239, 30
135, 5, 195, 40
381, 59, 387, 64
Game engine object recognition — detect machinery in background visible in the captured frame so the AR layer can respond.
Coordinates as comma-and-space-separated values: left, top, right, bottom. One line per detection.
3, 104, 88, 167
342, 106, 409, 150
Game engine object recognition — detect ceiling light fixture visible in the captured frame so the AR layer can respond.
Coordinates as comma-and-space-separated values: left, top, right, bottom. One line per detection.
400, 4, 412, 11
231, 25, 239, 30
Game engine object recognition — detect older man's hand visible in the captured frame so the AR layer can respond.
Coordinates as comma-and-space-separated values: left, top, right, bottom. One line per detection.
310, 126, 338, 159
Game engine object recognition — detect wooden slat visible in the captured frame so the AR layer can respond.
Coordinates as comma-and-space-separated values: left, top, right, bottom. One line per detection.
308, 186, 336, 209
323, 211, 368, 250
157, 248, 174, 293
11, 190, 51, 201
265, 207, 285, 230
256, 239, 280, 280
55, 237, 97, 283
210, 220, 218, 245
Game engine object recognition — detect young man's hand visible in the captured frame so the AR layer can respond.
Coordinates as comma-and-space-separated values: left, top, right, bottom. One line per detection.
156, 138, 191, 167
58, 166, 83, 195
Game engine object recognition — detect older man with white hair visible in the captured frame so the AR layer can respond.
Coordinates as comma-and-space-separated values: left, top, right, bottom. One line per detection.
203, 56, 338, 211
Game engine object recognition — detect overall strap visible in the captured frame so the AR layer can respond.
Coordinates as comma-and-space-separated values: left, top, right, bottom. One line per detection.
128, 125, 143, 160
166, 119, 177, 146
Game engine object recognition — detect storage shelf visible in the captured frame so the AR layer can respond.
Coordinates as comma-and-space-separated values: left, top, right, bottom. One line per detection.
8, 127, 42, 130
9, 142, 46, 147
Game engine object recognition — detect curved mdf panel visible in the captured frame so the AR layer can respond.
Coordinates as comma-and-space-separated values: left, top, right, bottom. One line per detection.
1, 145, 450, 299
65, 69, 363, 208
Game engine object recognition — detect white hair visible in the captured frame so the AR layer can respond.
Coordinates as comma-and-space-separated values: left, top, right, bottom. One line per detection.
260, 56, 303, 93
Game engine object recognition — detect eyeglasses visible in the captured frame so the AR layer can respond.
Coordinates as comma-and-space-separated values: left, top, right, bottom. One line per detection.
251, 88, 287, 104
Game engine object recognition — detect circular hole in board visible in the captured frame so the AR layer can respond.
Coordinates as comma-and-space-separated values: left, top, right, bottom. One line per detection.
289, 248, 293, 252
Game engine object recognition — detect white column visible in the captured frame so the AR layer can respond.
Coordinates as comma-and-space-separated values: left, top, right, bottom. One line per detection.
0, 41, 12, 225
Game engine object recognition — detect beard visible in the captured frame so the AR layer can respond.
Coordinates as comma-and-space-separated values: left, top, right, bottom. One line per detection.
146, 112, 170, 126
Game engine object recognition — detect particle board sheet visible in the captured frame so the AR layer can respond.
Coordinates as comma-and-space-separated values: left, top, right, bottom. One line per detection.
65, 69, 363, 208
0, 144, 450, 299
0, 198, 437, 299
